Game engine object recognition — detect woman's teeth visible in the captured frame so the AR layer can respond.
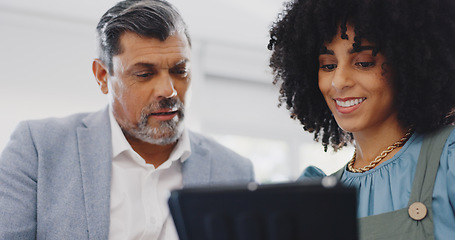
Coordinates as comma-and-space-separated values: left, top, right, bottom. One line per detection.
336, 98, 365, 107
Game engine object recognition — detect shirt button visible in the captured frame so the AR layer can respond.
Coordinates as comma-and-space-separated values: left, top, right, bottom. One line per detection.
408, 202, 427, 220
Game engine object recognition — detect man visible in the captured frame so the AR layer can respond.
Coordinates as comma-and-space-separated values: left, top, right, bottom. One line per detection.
0, 0, 254, 239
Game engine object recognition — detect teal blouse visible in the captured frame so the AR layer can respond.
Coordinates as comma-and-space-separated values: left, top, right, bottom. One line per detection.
300, 129, 455, 240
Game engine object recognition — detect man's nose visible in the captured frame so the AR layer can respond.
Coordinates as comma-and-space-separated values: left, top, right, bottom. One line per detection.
154, 73, 177, 99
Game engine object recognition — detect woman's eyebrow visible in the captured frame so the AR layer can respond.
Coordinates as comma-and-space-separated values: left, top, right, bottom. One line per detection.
319, 45, 377, 55
349, 45, 376, 54
319, 48, 334, 55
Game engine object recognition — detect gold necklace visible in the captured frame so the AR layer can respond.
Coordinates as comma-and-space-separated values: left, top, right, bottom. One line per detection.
347, 129, 413, 173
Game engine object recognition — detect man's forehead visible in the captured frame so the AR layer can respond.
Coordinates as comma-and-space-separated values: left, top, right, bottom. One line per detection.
114, 32, 190, 62
119, 31, 190, 48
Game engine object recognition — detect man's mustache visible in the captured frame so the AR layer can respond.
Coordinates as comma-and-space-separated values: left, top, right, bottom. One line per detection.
141, 98, 184, 118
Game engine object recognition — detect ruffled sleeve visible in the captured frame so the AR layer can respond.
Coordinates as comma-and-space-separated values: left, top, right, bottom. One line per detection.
297, 165, 327, 181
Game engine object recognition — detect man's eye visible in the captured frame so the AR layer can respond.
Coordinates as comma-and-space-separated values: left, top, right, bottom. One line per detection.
136, 73, 153, 78
320, 64, 337, 71
172, 68, 188, 76
355, 62, 375, 68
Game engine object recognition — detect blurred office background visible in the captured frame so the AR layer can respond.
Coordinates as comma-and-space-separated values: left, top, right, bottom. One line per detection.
0, 0, 353, 183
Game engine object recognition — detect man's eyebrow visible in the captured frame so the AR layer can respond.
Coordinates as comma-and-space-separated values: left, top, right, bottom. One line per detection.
131, 62, 155, 69
173, 59, 189, 67
130, 59, 189, 69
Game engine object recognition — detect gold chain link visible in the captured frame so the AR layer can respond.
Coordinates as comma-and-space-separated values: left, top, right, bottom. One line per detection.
347, 129, 413, 173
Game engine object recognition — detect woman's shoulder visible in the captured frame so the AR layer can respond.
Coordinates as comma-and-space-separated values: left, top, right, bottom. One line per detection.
422, 125, 455, 148
436, 126, 455, 164
297, 165, 327, 181
446, 126, 455, 144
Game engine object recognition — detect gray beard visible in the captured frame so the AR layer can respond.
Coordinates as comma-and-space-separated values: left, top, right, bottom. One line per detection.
120, 98, 185, 145
130, 114, 185, 145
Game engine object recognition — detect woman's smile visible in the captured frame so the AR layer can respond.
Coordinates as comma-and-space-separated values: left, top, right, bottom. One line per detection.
333, 97, 366, 114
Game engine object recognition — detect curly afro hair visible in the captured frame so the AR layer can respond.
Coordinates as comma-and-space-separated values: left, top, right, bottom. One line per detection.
268, 0, 455, 151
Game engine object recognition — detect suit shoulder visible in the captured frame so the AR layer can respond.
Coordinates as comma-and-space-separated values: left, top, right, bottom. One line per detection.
188, 131, 253, 167
189, 131, 245, 157
188, 131, 255, 183
26, 112, 91, 130
16, 111, 96, 145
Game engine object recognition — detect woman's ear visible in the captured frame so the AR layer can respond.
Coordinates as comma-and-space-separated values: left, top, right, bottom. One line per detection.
92, 59, 109, 94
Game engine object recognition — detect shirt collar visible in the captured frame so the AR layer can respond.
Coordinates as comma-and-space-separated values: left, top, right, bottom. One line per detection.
109, 109, 191, 167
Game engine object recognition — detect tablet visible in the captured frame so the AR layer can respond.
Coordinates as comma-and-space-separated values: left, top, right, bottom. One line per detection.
168, 177, 358, 240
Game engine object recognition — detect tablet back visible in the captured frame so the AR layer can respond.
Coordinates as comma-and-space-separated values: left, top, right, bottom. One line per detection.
168, 178, 358, 240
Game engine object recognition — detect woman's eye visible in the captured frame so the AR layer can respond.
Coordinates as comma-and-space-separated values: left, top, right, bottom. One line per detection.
320, 64, 337, 71
355, 62, 375, 68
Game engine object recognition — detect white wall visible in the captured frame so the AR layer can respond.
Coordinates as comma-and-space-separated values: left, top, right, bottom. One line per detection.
0, 0, 352, 183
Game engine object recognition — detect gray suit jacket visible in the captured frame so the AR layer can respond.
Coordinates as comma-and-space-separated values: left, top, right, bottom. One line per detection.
0, 107, 254, 239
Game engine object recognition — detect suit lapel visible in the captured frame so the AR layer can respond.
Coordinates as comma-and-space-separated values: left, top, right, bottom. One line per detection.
182, 132, 212, 187
77, 107, 112, 240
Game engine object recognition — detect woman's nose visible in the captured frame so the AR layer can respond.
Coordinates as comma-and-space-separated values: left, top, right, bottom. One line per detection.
331, 66, 354, 90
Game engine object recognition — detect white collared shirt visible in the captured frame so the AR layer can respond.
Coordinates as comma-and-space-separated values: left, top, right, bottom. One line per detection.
108, 110, 191, 240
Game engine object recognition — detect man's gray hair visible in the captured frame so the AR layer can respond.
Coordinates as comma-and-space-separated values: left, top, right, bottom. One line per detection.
96, 0, 191, 74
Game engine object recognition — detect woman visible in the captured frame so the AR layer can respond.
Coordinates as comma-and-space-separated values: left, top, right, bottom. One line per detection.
268, 0, 455, 239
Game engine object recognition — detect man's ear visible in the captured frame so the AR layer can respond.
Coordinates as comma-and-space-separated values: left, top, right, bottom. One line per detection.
92, 59, 109, 94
